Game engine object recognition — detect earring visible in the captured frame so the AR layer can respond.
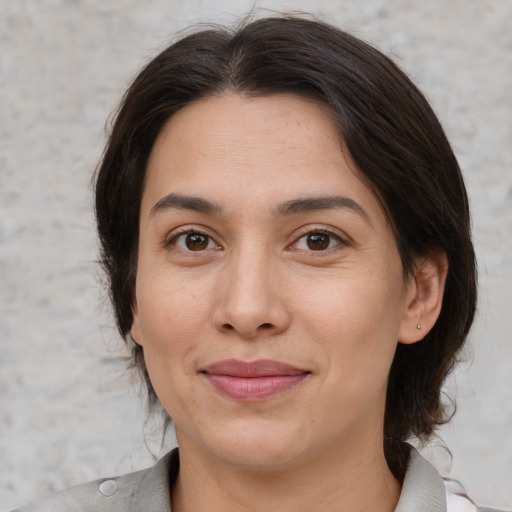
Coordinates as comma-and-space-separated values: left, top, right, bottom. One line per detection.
416, 323, 421, 329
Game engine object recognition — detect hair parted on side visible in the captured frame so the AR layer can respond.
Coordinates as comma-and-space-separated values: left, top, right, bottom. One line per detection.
95, 14, 476, 462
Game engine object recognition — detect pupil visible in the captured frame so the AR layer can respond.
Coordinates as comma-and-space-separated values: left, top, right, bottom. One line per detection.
307, 233, 329, 250
186, 233, 208, 250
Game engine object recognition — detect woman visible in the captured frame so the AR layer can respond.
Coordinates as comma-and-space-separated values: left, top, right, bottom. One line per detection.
13, 15, 507, 512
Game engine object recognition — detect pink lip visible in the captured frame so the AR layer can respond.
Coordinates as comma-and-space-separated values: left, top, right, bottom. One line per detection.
201, 359, 310, 401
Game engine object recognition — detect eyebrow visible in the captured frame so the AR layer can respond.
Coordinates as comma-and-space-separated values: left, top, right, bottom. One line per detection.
274, 196, 371, 224
150, 193, 370, 224
150, 193, 222, 217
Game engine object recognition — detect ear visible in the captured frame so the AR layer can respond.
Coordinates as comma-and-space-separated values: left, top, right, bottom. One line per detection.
398, 249, 448, 344
130, 298, 144, 346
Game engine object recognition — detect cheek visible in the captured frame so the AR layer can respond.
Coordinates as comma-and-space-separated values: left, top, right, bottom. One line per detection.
295, 270, 403, 374
135, 276, 213, 419
135, 274, 211, 363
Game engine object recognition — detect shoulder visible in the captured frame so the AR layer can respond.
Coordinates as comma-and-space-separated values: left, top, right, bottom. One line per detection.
10, 449, 178, 512
10, 476, 135, 512
396, 445, 510, 512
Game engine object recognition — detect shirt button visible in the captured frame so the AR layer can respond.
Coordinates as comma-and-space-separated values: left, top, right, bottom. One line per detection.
99, 479, 118, 497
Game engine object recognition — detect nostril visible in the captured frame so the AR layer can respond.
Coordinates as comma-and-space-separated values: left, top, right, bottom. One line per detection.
260, 323, 273, 329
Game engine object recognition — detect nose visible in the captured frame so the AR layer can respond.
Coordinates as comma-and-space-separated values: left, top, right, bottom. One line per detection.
211, 248, 291, 340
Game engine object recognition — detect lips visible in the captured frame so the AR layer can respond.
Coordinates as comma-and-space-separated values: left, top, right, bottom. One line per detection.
201, 359, 310, 401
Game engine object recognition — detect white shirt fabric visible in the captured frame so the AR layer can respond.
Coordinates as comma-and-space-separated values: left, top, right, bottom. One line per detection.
445, 479, 478, 512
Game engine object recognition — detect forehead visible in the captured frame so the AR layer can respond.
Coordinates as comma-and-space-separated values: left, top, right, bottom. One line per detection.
142, 92, 383, 224
148, 92, 341, 167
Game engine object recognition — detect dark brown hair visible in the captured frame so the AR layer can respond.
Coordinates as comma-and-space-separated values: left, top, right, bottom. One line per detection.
95, 15, 476, 460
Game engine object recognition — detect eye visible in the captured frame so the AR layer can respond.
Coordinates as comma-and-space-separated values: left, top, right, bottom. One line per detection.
294, 231, 342, 251
171, 231, 220, 252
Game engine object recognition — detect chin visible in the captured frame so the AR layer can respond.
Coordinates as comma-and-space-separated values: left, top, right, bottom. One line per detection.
213, 441, 302, 470
180, 418, 309, 470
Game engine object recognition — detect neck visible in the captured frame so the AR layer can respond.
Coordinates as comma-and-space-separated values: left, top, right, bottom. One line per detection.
171, 429, 402, 512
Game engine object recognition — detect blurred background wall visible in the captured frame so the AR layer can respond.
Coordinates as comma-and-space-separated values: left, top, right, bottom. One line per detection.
1, 0, 511, 509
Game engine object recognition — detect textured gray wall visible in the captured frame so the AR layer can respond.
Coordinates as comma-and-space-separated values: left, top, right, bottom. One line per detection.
1, 1, 511, 510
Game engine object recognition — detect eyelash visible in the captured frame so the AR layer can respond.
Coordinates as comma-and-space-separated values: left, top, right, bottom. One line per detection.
291, 229, 345, 253
165, 228, 221, 252
165, 226, 346, 255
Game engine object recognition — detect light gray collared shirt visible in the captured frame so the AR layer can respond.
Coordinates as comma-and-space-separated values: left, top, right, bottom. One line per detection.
11, 447, 508, 512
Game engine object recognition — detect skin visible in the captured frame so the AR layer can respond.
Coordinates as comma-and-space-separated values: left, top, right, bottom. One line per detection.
132, 93, 447, 512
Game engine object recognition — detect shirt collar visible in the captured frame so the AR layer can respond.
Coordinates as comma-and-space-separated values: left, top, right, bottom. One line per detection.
395, 446, 447, 512
130, 448, 178, 512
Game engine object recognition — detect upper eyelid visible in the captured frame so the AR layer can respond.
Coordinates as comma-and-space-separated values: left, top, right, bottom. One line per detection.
166, 225, 215, 240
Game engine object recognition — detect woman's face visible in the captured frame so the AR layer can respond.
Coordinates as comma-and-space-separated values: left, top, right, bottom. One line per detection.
132, 93, 417, 469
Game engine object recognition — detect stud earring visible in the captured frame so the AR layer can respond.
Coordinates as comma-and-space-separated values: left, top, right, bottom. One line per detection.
416, 323, 421, 329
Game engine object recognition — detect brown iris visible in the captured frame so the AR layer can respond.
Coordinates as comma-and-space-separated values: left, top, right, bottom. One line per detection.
306, 232, 330, 250
185, 233, 209, 250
